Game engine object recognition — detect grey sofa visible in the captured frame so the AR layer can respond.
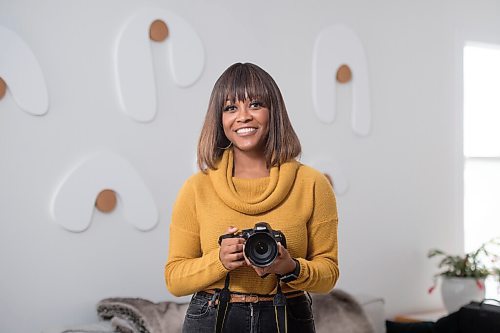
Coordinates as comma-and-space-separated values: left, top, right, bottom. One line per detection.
44, 289, 386, 333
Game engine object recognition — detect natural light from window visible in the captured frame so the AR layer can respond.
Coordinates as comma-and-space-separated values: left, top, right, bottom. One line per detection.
463, 43, 500, 298
464, 43, 500, 251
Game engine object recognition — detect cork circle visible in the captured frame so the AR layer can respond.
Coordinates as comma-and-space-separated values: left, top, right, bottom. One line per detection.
95, 189, 117, 213
149, 20, 169, 42
336, 64, 352, 83
0, 77, 6, 100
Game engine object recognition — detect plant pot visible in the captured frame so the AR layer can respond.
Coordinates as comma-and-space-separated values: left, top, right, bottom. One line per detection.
440, 276, 485, 313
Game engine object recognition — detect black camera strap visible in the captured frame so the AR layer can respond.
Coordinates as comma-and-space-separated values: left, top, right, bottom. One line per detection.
273, 280, 287, 333
214, 273, 231, 333
213, 273, 288, 333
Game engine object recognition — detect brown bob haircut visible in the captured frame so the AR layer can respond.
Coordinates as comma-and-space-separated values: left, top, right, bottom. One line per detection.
197, 63, 301, 171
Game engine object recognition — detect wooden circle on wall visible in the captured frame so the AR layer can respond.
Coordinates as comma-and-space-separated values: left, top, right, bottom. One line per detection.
336, 64, 352, 83
150, 19, 169, 42
95, 189, 117, 213
0, 77, 6, 100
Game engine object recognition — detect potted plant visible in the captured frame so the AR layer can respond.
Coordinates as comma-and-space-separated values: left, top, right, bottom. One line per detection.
427, 237, 500, 313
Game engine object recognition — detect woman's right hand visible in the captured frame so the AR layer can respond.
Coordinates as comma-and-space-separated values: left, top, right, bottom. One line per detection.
219, 226, 247, 271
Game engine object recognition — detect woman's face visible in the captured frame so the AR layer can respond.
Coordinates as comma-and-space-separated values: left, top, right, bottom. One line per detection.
222, 98, 270, 155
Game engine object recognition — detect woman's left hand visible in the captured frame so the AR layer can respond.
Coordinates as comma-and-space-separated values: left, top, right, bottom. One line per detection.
244, 243, 296, 277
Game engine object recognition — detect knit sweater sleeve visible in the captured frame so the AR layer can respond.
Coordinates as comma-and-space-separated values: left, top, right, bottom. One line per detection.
286, 171, 340, 293
164, 177, 228, 296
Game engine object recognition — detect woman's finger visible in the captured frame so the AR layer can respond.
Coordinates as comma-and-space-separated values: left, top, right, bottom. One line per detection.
220, 235, 244, 247
254, 267, 267, 277
229, 243, 244, 253
231, 252, 245, 261
221, 238, 245, 251
242, 244, 252, 266
226, 226, 238, 234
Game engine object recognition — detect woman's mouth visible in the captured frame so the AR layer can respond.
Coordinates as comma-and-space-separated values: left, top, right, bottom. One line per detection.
236, 127, 257, 135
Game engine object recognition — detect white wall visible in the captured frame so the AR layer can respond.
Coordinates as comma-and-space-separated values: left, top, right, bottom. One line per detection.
1, 0, 499, 332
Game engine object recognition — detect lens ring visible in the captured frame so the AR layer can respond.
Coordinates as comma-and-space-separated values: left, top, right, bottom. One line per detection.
245, 233, 278, 267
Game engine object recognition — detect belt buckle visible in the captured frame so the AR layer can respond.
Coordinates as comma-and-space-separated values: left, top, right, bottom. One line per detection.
245, 294, 259, 303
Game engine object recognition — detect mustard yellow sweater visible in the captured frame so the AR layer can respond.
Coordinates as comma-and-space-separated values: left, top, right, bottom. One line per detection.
165, 149, 339, 297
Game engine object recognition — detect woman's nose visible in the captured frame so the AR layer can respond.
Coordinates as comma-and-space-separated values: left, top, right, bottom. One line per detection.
236, 106, 252, 122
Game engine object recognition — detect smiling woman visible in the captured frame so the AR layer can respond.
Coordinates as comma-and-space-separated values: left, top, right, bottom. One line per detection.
197, 63, 301, 172
222, 99, 269, 151
221, 99, 270, 178
165, 63, 339, 333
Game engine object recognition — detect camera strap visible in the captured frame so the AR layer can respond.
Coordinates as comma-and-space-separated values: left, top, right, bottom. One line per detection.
273, 280, 287, 333
213, 273, 288, 333
214, 273, 231, 333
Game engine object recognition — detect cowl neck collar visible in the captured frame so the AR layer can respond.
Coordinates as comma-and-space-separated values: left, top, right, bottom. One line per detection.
208, 149, 299, 215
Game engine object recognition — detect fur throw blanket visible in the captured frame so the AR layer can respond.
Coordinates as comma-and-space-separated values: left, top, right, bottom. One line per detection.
97, 298, 188, 333
97, 289, 373, 333
313, 289, 375, 333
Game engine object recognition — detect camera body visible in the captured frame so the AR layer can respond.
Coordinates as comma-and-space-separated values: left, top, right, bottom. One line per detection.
218, 222, 287, 267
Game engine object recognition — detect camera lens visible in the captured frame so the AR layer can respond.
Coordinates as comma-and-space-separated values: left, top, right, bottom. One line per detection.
245, 233, 278, 267
255, 241, 268, 255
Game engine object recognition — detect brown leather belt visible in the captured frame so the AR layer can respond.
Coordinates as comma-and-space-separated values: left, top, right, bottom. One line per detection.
201, 289, 305, 304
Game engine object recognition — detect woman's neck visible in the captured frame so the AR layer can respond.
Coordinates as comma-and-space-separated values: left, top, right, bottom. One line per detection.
232, 149, 270, 179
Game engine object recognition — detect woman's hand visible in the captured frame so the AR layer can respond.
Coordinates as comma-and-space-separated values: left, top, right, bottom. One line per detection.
219, 226, 247, 271
244, 243, 296, 277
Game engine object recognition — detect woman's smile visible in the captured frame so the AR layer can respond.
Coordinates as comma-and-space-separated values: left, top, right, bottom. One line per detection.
235, 127, 257, 135
222, 99, 269, 153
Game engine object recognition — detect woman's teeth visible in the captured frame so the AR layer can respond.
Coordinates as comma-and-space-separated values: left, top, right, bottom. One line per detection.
236, 128, 256, 134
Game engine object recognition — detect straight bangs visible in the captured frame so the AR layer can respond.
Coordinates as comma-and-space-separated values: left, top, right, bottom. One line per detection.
216, 64, 273, 108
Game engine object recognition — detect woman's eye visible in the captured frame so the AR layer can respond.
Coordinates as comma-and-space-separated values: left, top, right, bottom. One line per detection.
223, 105, 237, 112
249, 101, 263, 108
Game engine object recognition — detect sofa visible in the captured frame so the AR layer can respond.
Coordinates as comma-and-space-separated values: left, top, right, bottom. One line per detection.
44, 289, 386, 333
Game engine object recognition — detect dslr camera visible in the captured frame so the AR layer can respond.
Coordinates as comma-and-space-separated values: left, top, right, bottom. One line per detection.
218, 222, 287, 267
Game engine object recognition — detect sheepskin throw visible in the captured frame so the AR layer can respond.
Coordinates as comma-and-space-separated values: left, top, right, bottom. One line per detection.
312, 289, 375, 333
97, 298, 188, 333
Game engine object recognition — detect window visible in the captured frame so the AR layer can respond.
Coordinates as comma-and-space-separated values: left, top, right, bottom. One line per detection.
463, 43, 500, 298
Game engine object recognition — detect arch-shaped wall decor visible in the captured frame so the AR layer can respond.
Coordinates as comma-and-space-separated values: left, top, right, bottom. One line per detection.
0, 26, 49, 115
51, 152, 159, 232
310, 157, 349, 195
115, 8, 205, 123
312, 24, 371, 136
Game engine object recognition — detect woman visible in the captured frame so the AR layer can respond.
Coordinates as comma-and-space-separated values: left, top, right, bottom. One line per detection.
165, 63, 339, 333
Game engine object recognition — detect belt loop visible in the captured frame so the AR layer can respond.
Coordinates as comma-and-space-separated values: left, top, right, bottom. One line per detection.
208, 290, 219, 307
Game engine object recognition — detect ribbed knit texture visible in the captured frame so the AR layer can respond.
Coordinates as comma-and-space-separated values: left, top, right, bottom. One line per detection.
165, 149, 339, 297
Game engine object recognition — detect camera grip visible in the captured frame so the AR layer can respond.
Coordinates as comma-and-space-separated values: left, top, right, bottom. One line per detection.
218, 233, 236, 245
276, 231, 287, 249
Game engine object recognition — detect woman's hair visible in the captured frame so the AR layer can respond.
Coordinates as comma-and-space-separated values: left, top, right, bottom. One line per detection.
197, 63, 301, 171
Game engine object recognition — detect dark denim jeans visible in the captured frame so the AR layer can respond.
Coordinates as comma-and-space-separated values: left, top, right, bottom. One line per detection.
182, 291, 316, 333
